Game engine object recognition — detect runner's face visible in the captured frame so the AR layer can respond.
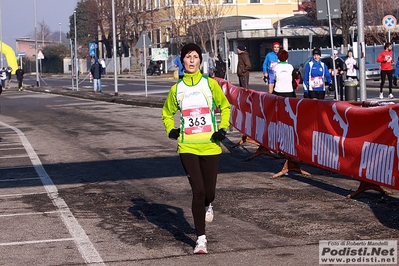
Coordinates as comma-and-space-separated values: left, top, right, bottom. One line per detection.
273, 45, 280, 52
183, 51, 201, 74
313, 54, 321, 61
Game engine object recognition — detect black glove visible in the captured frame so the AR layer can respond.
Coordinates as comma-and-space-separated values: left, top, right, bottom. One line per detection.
328, 84, 334, 91
168, 128, 180, 140
211, 129, 227, 141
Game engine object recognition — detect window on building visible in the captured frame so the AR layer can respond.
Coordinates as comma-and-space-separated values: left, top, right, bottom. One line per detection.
187, 0, 200, 4
223, 0, 233, 3
249, 0, 260, 3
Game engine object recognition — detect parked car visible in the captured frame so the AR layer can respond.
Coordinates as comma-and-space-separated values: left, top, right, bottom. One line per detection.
297, 55, 380, 82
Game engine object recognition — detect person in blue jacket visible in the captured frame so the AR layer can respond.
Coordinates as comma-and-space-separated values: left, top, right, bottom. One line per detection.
173, 54, 184, 79
262, 42, 280, 93
303, 48, 332, 99
394, 58, 399, 86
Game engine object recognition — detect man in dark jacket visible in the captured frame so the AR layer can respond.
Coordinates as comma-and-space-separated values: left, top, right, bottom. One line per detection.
90, 58, 102, 93
236, 44, 251, 88
331, 50, 346, 100
15, 66, 25, 91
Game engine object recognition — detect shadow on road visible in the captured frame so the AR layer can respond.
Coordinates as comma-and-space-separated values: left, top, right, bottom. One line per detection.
129, 198, 196, 247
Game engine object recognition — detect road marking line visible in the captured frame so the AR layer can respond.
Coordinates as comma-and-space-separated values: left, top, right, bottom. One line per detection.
0, 120, 105, 265
0, 192, 48, 198
0, 165, 33, 170
125, 89, 170, 95
0, 238, 75, 246
0, 155, 29, 159
0, 210, 61, 217
0, 177, 39, 182
0, 147, 25, 151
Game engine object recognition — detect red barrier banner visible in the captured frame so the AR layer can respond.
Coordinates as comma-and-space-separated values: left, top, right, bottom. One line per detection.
216, 78, 399, 190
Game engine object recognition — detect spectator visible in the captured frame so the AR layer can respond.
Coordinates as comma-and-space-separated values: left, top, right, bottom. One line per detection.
162, 43, 231, 255
90, 58, 102, 93
236, 44, 251, 88
15, 66, 25, 92
376, 42, 394, 99
0, 68, 7, 89
173, 54, 184, 79
208, 51, 215, 77
100, 58, 106, 75
263, 42, 280, 93
303, 48, 332, 99
6, 66, 12, 85
345, 50, 358, 81
331, 50, 346, 100
272, 49, 296, 97
214, 53, 226, 78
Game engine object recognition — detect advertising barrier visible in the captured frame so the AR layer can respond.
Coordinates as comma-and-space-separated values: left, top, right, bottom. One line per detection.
215, 78, 399, 191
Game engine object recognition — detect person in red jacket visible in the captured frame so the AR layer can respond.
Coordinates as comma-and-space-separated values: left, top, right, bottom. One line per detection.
377, 42, 395, 99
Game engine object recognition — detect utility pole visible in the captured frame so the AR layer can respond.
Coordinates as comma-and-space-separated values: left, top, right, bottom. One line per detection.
34, 0, 40, 87
357, 0, 366, 101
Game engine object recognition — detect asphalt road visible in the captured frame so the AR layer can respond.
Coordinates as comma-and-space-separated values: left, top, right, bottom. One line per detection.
0, 78, 398, 265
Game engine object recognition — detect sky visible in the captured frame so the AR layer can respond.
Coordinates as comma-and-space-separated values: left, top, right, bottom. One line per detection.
1, 0, 78, 51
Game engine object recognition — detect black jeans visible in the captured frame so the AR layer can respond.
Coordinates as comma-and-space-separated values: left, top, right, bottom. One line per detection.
179, 153, 219, 236
380, 69, 393, 93
238, 75, 249, 88
17, 78, 23, 89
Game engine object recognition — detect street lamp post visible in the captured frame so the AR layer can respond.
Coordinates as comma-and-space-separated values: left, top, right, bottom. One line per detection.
0, 0, 3, 68
112, 0, 118, 96
74, 10, 78, 91
59, 23, 62, 43
34, 0, 40, 87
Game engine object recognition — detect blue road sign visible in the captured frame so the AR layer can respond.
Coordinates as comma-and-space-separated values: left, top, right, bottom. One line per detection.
89, 43, 98, 57
383, 15, 397, 29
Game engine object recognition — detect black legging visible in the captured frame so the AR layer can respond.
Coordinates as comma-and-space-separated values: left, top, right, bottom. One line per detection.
179, 153, 219, 236
17, 78, 23, 89
380, 69, 394, 93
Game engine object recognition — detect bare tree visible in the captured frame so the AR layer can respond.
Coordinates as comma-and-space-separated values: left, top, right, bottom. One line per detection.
363, 0, 399, 44
202, 0, 232, 53
302, 0, 399, 46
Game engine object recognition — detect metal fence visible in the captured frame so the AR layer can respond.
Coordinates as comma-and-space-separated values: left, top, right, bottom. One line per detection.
287, 43, 399, 69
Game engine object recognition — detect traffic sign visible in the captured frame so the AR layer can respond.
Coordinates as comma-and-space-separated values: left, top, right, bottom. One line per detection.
37, 50, 44, 59
382, 15, 397, 29
17, 52, 26, 57
89, 43, 98, 50
135, 33, 153, 49
89, 43, 98, 57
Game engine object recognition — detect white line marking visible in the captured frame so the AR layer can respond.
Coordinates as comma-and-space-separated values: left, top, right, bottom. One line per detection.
0, 210, 61, 217
0, 121, 105, 265
0, 238, 75, 246
124, 89, 170, 95
0, 177, 39, 182
0, 155, 29, 159
0, 165, 33, 170
0, 147, 25, 151
0, 192, 48, 198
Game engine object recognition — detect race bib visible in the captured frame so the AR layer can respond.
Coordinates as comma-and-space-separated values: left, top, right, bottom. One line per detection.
270, 62, 278, 70
310, 76, 323, 88
182, 107, 212, 134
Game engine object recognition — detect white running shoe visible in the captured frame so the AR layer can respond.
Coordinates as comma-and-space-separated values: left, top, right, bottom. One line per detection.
193, 235, 208, 254
205, 204, 214, 223
389, 93, 394, 99
379, 92, 384, 99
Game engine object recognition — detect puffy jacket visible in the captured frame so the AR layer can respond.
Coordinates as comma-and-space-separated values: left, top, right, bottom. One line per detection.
237, 51, 251, 77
